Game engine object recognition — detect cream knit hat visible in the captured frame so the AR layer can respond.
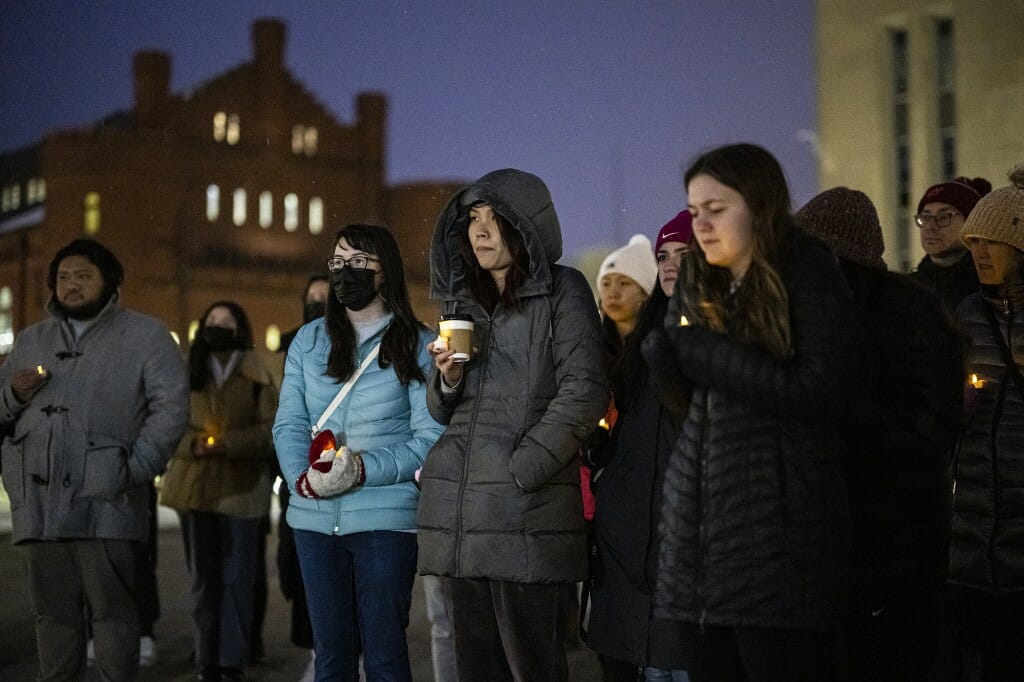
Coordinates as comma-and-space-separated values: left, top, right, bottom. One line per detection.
597, 234, 658, 295
961, 165, 1024, 251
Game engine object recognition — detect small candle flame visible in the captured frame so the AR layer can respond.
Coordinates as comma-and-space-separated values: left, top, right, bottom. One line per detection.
36, 365, 46, 376
970, 373, 985, 389
206, 436, 215, 446
679, 315, 690, 327
598, 418, 610, 430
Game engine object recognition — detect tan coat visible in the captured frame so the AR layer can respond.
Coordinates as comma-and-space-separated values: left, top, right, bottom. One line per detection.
160, 351, 278, 519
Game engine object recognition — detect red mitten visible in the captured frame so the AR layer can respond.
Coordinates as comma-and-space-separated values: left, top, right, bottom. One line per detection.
309, 430, 337, 472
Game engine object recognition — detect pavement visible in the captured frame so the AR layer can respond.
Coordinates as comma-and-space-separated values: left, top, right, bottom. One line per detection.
0, 489, 601, 681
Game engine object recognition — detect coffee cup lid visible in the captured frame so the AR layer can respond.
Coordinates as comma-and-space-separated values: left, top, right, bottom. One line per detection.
440, 313, 474, 322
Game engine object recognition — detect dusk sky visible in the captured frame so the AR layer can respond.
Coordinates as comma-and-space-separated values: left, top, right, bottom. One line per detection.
0, 1, 818, 261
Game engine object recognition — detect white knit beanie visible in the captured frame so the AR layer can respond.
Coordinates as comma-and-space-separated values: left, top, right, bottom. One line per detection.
596, 234, 658, 295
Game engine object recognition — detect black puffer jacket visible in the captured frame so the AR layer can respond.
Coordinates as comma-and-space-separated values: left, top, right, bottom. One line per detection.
587, 296, 685, 666
950, 288, 1024, 593
649, 230, 853, 631
912, 253, 979, 314
840, 264, 963, 595
417, 169, 609, 583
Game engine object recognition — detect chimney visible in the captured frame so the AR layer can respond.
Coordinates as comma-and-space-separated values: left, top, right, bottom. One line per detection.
252, 18, 286, 72
133, 51, 171, 128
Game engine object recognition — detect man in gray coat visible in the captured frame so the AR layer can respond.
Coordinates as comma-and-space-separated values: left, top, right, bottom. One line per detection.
0, 238, 189, 681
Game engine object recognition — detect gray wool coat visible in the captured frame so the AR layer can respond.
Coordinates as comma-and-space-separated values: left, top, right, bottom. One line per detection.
416, 168, 609, 584
0, 298, 189, 544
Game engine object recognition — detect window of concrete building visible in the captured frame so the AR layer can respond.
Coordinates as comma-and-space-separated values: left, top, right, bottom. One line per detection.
37, 178, 46, 202
285, 193, 299, 232
260, 191, 273, 228
0, 286, 13, 355
265, 324, 281, 352
309, 197, 323, 234
227, 114, 240, 145
26, 179, 37, 204
84, 192, 101, 235
233, 188, 247, 226
291, 125, 304, 155
10, 184, 20, 210
207, 185, 220, 222
213, 112, 227, 142
936, 18, 956, 179
890, 28, 912, 270
304, 127, 318, 156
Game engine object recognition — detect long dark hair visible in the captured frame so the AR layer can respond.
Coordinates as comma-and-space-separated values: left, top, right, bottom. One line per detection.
612, 285, 668, 407
456, 208, 530, 313
324, 224, 427, 386
682, 143, 794, 359
188, 300, 254, 391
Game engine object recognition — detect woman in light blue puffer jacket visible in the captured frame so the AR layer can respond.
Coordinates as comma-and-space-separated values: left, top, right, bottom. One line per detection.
273, 224, 443, 682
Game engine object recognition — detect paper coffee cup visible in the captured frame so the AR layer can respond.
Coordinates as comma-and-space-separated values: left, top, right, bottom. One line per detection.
439, 314, 474, 363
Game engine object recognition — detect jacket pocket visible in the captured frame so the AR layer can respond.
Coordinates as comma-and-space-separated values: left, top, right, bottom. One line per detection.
0, 436, 26, 509
78, 435, 129, 500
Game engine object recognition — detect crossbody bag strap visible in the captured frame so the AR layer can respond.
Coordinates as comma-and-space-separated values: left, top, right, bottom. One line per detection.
311, 342, 381, 437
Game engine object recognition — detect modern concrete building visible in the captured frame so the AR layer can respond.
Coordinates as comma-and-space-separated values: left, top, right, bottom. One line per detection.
814, 0, 1023, 270
0, 18, 462, 357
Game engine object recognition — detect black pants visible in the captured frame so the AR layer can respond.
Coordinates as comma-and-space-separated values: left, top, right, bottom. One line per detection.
442, 577, 568, 682
841, 585, 942, 682
672, 622, 838, 682
946, 585, 1024, 682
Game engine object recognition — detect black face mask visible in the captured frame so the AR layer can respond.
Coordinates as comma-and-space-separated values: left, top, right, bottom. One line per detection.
202, 326, 239, 352
303, 301, 326, 323
331, 268, 378, 311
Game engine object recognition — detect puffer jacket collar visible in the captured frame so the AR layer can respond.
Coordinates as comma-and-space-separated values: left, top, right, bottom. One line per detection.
430, 168, 562, 303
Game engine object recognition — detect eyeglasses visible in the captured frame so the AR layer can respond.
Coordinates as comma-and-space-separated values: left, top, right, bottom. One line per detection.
914, 211, 961, 229
326, 255, 379, 272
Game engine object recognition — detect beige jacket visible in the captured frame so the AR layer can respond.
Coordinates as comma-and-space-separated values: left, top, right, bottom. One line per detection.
160, 351, 277, 519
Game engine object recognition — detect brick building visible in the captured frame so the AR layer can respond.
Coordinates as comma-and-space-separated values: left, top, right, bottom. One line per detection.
0, 18, 462, 356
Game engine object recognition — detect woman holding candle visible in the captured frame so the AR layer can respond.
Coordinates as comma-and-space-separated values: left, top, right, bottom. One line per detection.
273, 224, 443, 682
587, 213, 694, 682
643, 144, 853, 680
948, 166, 1024, 680
160, 300, 278, 681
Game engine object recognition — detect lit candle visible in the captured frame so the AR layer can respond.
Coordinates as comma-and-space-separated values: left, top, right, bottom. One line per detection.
36, 365, 46, 376
969, 373, 985, 389
679, 315, 690, 327
206, 436, 216, 446
597, 418, 610, 431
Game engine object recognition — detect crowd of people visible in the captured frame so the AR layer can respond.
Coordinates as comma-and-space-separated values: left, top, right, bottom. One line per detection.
1, 146, 1023, 682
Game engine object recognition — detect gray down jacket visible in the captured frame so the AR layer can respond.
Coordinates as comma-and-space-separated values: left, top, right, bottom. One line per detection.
416, 168, 609, 583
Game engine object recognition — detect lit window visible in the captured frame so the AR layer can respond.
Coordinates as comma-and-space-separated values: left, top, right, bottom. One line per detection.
309, 197, 323, 234
26, 179, 36, 204
227, 114, 240, 145
265, 325, 281, 352
304, 127, 318, 156
188, 320, 200, 343
170, 330, 181, 347
292, 126, 304, 155
233, 188, 247, 226
213, 112, 226, 142
84, 192, 101, 235
37, 178, 45, 201
259, 191, 273, 228
207, 185, 220, 222
9, 184, 20, 210
284, 193, 299, 231
0, 286, 12, 354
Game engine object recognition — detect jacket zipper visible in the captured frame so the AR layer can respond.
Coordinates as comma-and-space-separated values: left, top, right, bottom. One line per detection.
698, 390, 710, 634
453, 311, 491, 575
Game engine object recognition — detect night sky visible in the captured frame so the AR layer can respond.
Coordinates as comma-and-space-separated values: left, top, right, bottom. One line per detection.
0, 0, 817, 261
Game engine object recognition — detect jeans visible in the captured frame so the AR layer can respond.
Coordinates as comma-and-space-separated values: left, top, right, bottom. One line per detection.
645, 668, 691, 682
294, 529, 417, 682
442, 576, 568, 682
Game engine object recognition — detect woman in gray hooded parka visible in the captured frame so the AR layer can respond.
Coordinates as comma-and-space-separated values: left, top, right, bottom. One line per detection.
418, 168, 609, 681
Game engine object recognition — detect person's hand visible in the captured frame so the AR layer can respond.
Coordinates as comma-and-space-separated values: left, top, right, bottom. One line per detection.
428, 340, 464, 388
296, 447, 365, 498
192, 434, 227, 457
10, 367, 48, 403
